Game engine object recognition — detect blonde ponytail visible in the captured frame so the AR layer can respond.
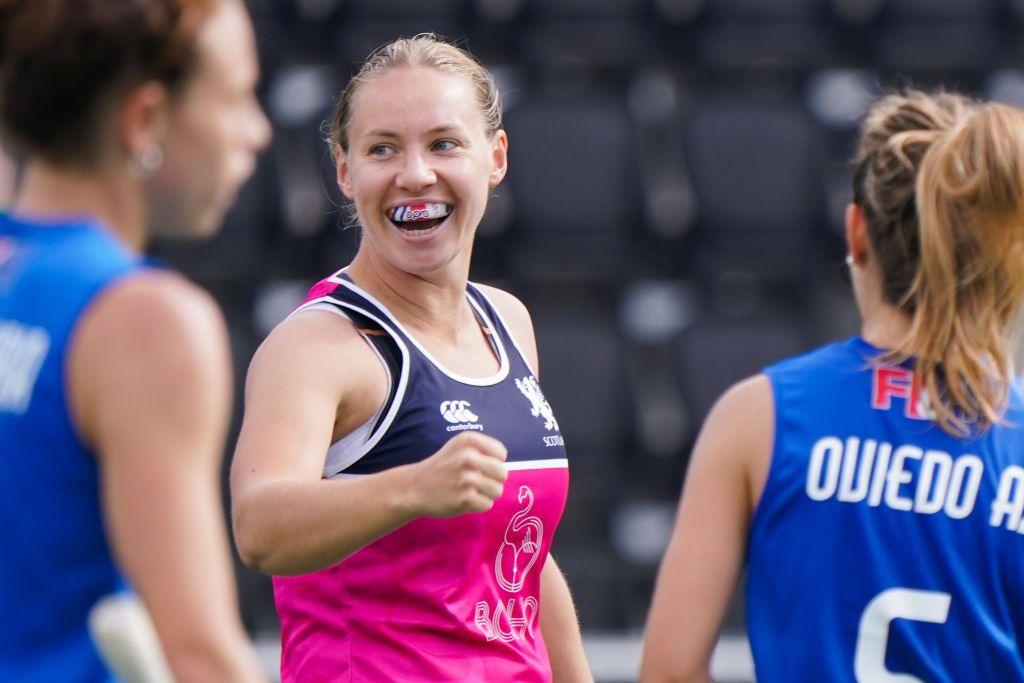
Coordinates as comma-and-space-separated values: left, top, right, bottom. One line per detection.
894, 104, 1024, 435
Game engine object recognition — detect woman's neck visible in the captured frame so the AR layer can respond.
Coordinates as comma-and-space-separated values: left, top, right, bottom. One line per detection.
859, 298, 914, 351
345, 248, 474, 341
850, 258, 915, 352
13, 161, 146, 252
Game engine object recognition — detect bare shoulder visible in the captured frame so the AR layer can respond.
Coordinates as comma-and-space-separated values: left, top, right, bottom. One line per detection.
474, 284, 531, 325
709, 374, 773, 424
74, 270, 228, 380
474, 283, 538, 371
68, 270, 232, 451
696, 374, 775, 507
248, 306, 371, 385
246, 306, 387, 434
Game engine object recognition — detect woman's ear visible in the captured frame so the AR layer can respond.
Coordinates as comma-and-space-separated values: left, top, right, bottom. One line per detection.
119, 81, 170, 162
488, 130, 508, 189
336, 147, 353, 199
845, 202, 871, 267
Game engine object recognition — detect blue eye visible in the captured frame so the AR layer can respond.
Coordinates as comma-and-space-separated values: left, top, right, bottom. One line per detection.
369, 144, 394, 158
433, 139, 458, 152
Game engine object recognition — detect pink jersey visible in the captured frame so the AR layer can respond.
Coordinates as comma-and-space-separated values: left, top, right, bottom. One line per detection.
274, 275, 571, 682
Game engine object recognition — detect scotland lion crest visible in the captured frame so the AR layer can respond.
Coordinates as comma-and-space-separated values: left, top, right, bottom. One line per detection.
515, 376, 559, 432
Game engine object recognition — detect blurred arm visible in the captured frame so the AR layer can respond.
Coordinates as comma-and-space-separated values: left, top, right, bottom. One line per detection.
639, 376, 773, 683
540, 556, 593, 683
69, 272, 264, 683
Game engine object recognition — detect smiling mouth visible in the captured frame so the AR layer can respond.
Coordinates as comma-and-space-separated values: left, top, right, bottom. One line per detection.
387, 202, 453, 233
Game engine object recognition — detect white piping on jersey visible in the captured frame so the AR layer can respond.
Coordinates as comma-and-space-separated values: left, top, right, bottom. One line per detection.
504, 458, 568, 471
299, 304, 393, 476
324, 402, 384, 475
466, 284, 538, 378
328, 273, 511, 387
327, 458, 569, 478
290, 295, 411, 478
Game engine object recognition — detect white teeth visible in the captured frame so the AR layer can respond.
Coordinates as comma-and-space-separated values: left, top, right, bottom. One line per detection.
388, 202, 452, 223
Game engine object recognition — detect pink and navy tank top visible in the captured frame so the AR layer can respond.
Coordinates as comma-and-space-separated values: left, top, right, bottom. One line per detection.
273, 271, 570, 682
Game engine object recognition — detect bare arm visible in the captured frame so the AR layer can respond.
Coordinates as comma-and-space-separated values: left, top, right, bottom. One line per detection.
540, 557, 593, 682
640, 375, 774, 683
230, 310, 508, 575
69, 272, 264, 683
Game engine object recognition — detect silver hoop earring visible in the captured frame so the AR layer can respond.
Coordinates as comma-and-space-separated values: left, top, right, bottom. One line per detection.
127, 145, 164, 181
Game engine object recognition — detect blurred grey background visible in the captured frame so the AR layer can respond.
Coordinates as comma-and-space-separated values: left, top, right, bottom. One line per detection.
145, 0, 1024, 679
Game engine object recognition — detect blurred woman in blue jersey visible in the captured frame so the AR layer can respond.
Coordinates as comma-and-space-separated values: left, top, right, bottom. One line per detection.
642, 90, 1024, 682
0, 0, 270, 681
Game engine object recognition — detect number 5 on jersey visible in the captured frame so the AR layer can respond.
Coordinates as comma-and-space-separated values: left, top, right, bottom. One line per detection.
854, 588, 951, 683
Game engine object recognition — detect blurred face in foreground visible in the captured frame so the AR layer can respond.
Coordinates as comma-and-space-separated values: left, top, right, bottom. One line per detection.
148, 0, 271, 239
338, 66, 508, 278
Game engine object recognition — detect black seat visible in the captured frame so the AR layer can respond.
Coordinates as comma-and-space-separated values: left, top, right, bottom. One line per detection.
525, 0, 643, 20
334, 19, 467, 68
705, 0, 824, 21
341, 0, 468, 19
682, 92, 825, 281
504, 93, 639, 281
676, 317, 807, 424
526, 287, 631, 496
885, 0, 997, 21
875, 22, 999, 75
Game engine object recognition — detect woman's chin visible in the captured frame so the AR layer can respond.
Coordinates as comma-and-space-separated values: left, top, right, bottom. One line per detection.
392, 244, 470, 278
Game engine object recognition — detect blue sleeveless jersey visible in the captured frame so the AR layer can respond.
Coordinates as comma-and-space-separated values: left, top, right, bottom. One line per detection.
749, 336, 1024, 682
0, 214, 144, 681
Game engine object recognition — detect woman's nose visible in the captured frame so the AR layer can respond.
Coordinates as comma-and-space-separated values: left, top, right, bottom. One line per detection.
396, 150, 436, 191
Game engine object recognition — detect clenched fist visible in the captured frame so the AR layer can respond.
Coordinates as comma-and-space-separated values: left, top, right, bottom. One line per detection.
407, 432, 508, 517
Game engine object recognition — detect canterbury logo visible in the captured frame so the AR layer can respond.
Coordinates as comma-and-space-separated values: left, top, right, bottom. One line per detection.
440, 400, 478, 424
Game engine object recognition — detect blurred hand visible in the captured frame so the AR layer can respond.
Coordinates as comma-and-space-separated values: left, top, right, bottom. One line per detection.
408, 432, 508, 517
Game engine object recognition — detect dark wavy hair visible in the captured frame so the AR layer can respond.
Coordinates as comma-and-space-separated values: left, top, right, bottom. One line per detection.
0, 0, 212, 166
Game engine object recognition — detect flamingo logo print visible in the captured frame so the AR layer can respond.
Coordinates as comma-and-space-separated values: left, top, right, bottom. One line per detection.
474, 485, 544, 642
495, 486, 544, 592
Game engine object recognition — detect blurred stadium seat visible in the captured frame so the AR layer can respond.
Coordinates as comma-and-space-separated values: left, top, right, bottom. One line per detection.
504, 92, 639, 281
676, 317, 807, 424
682, 91, 826, 284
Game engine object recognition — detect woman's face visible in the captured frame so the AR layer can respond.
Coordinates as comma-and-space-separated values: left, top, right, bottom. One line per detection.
148, 0, 271, 239
338, 66, 508, 277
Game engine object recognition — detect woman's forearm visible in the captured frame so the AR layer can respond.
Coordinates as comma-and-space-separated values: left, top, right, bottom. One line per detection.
233, 465, 418, 575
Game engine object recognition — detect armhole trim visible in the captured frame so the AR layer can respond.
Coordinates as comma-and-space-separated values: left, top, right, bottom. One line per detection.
296, 296, 411, 478
468, 283, 539, 377
748, 370, 783, 532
